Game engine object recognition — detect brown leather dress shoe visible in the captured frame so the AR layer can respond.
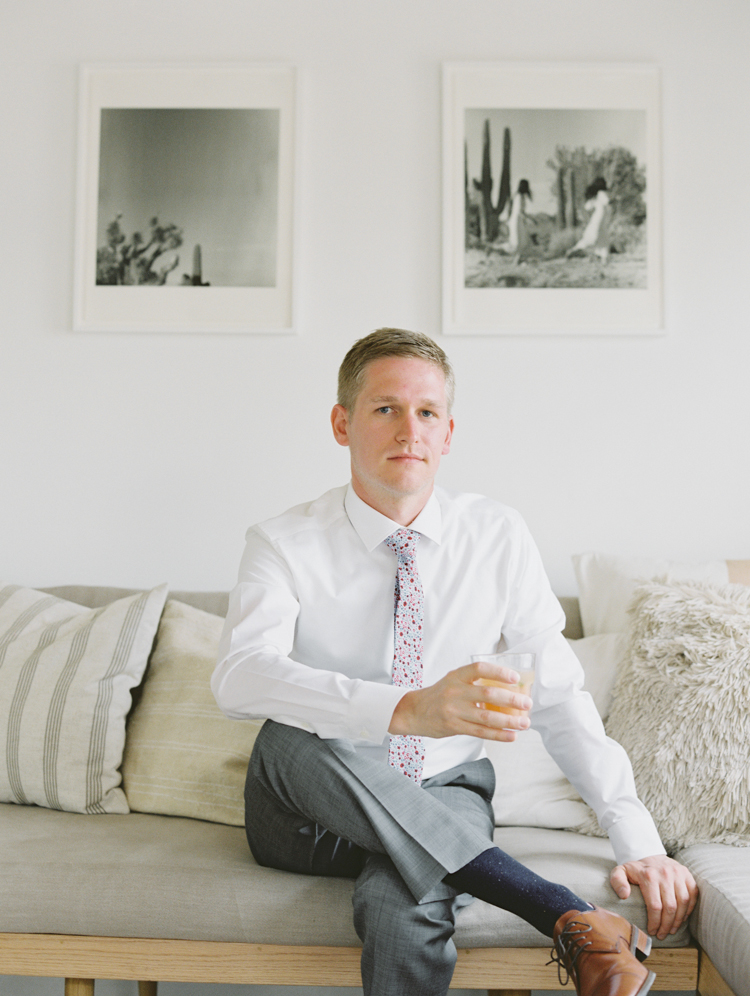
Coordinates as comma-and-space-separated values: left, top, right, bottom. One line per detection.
550, 906, 656, 996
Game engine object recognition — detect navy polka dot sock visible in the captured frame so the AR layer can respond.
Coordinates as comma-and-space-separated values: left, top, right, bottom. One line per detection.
444, 846, 593, 938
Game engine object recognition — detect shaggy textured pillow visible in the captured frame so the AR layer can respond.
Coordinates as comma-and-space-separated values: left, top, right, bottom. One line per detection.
602, 577, 750, 852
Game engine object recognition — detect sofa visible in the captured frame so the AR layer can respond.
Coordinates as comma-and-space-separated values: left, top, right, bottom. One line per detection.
1, 561, 749, 996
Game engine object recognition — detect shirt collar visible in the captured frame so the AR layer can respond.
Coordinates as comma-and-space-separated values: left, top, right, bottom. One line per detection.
344, 483, 442, 552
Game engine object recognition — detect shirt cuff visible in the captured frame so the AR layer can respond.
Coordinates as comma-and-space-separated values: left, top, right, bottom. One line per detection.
346, 681, 407, 745
607, 815, 666, 865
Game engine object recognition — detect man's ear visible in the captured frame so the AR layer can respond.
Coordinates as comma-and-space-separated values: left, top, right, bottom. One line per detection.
331, 404, 350, 447
442, 416, 455, 456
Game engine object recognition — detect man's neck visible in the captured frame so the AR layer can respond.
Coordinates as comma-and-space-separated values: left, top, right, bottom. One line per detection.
350, 478, 432, 527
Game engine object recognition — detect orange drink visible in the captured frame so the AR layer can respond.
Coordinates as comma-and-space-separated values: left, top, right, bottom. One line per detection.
471, 653, 535, 718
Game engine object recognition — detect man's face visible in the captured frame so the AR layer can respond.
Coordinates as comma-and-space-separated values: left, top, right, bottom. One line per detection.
331, 355, 454, 516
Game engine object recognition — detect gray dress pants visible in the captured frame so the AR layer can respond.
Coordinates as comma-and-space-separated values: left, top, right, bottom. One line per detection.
245, 720, 497, 996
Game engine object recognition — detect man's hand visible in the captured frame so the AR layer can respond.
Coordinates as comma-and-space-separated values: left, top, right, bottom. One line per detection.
610, 854, 698, 940
388, 660, 532, 741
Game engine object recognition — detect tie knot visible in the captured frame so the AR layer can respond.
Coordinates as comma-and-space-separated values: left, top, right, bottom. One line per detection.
385, 528, 419, 559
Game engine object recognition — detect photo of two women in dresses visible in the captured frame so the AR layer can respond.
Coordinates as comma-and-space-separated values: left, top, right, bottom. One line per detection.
464, 107, 648, 289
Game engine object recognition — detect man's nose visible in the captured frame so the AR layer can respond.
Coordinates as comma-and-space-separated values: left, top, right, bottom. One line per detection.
396, 412, 420, 442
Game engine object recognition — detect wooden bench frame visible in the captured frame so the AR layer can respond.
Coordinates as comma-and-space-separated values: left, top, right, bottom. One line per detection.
2, 932, 734, 996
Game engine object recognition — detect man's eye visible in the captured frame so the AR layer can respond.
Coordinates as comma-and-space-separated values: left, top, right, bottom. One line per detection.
377, 406, 392, 414
420, 410, 436, 418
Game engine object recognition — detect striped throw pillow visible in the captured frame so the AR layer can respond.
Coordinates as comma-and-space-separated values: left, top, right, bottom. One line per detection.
0, 582, 168, 814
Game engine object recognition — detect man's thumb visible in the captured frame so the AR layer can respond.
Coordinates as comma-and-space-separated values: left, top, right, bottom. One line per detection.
611, 865, 631, 899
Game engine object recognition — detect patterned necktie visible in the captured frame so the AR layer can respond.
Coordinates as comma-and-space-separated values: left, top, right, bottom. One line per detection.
384, 528, 425, 785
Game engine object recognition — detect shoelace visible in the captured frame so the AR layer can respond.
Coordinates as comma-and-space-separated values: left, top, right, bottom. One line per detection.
546, 918, 621, 987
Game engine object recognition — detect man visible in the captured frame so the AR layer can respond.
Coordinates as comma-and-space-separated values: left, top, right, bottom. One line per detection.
213, 328, 697, 996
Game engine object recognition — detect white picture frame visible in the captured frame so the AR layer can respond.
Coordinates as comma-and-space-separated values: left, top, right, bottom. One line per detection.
74, 63, 297, 333
443, 62, 662, 335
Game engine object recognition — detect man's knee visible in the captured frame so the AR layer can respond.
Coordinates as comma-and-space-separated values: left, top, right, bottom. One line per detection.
244, 761, 312, 874
245, 722, 366, 880
249, 720, 356, 797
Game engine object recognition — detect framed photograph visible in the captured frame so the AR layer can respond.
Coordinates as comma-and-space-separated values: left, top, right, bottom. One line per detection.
74, 63, 296, 333
443, 63, 662, 335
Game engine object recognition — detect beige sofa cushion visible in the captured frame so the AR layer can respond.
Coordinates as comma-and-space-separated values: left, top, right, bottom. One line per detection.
0, 582, 167, 814
676, 842, 750, 996
122, 599, 262, 825
0, 803, 689, 948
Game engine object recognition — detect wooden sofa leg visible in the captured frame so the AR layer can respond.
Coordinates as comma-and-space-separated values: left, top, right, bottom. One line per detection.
138, 983, 158, 996
64, 980, 94, 996
487, 990, 532, 996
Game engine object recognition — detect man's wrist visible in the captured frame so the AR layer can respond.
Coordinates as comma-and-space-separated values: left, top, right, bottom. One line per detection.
388, 689, 418, 735
607, 814, 666, 865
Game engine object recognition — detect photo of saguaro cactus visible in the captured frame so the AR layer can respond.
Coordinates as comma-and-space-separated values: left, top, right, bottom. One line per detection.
464, 107, 647, 289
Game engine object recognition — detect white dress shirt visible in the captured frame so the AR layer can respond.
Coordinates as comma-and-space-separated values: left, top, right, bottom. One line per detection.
213, 483, 665, 864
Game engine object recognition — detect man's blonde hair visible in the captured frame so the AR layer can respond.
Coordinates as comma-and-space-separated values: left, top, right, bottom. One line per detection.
337, 328, 455, 413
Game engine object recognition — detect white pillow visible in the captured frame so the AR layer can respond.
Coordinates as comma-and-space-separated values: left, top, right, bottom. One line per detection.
572, 552, 730, 636
0, 582, 167, 814
567, 631, 628, 719
488, 632, 623, 827
486, 729, 589, 828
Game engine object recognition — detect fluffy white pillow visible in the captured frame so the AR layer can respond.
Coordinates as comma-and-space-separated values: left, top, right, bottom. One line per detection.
572, 552, 731, 636
488, 632, 623, 827
0, 582, 167, 814
603, 577, 750, 851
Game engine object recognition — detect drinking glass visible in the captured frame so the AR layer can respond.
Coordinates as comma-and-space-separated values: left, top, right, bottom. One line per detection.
470, 652, 535, 718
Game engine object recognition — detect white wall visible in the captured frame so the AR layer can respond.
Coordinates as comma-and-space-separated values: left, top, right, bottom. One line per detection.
2, 0, 749, 597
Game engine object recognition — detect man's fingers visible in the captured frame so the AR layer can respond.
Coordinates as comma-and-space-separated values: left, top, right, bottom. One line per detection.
466, 660, 521, 685
476, 685, 533, 714
672, 869, 698, 934
475, 704, 531, 734
446, 680, 530, 733
454, 704, 529, 740
457, 662, 534, 726
641, 873, 677, 939
654, 870, 697, 938
671, 881, 692, 935
616, 865, 665, 937
610, 865, 631, 900
635, 867, 664, 936
464, 722, 519, 742
655, 881, 678, 938
612, 857, 698, 940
